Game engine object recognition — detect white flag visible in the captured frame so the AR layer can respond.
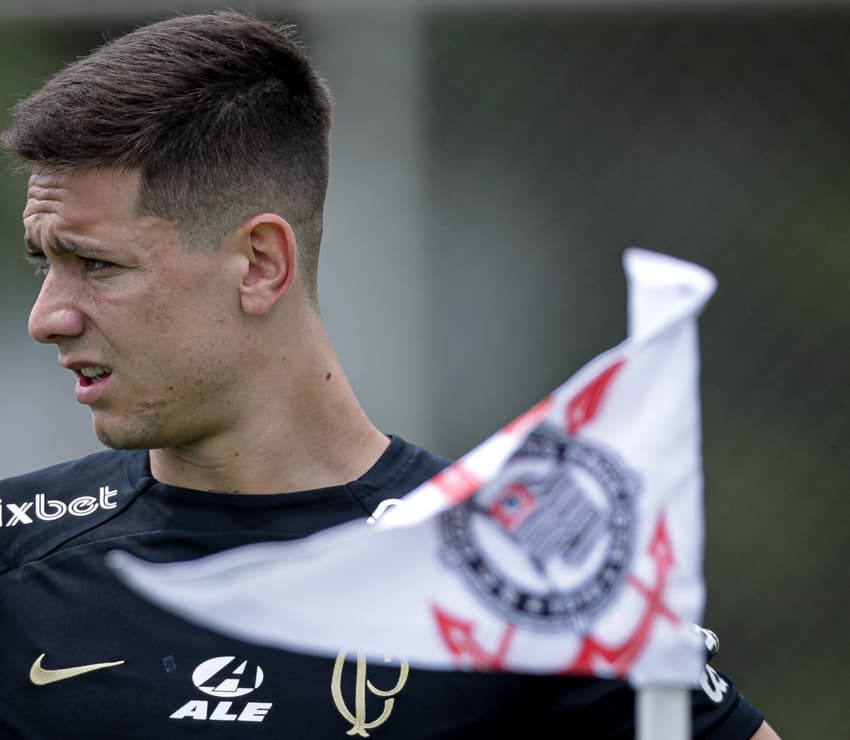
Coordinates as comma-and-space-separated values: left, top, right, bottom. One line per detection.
109, 248, 715, 687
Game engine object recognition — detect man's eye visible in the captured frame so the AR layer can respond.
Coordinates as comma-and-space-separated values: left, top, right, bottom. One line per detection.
83, 257, 113, 272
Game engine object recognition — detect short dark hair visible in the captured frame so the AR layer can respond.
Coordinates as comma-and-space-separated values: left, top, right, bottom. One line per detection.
2, 11, 333, 302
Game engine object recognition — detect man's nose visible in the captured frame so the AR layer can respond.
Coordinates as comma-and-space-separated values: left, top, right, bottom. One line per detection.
28, 272, 86, 344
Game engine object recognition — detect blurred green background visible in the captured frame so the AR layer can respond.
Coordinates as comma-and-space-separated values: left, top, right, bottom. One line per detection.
1, 3, 848, 737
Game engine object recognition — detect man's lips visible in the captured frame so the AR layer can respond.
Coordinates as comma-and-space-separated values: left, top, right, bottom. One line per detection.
74, 371, 113, 404
62, 360, 111, 375
62, 361, 114, 402
75, 367, 113, 387
76, 372, 111, 387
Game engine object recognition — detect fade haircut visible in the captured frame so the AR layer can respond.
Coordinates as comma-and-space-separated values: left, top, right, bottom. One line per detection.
2, 11, 332, 303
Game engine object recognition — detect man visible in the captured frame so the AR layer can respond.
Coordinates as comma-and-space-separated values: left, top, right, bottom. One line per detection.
0, 11, 777, 739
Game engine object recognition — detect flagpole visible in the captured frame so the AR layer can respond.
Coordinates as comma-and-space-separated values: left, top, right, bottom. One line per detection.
637, 686, 690, 740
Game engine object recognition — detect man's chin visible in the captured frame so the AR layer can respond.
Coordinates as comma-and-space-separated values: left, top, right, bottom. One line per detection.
95, 429, 146, 450
93, 417, 158, 451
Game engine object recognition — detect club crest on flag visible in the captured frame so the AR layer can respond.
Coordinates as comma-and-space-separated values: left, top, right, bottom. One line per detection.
439, 424, 639, 632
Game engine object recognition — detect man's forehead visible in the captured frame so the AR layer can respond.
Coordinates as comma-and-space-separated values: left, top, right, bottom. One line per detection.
21, 167, 183, 255
24, 167, 143, 225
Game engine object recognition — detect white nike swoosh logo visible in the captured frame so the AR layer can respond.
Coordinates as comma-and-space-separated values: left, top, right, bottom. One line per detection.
29, 653, 125, 686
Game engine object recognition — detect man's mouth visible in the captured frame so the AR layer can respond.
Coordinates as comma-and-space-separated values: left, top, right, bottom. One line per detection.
78, 366, 112, 387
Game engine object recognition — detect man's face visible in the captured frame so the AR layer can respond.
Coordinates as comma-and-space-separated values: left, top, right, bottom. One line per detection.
24, 168, 245, 450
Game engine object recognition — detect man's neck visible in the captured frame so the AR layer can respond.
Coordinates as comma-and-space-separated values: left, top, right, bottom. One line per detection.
148, 418, 390, 494
148, 314, 391, 494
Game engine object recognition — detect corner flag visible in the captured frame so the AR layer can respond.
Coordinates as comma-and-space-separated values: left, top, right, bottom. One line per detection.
109, 248, 715, 689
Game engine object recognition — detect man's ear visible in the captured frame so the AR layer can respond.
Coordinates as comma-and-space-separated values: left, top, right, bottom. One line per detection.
237, 214, 297, 316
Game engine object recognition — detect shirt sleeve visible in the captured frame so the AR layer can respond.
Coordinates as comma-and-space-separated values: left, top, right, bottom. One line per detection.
691, 663, 765, 739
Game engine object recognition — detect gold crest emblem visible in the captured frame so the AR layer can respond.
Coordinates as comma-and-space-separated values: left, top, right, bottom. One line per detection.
331, 651, 409, 737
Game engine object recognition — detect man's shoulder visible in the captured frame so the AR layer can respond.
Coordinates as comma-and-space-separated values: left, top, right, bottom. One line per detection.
0, 449, 147, 573
363, 436, 451, 494
345, 436, 451, 517
394, 437, 453, 486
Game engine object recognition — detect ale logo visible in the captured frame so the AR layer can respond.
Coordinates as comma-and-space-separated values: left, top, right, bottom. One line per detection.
193, 656, 264, 698
170, 656, 272, 724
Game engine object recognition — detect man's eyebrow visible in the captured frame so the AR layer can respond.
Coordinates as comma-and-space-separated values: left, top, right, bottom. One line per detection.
24, 235, 109, 256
